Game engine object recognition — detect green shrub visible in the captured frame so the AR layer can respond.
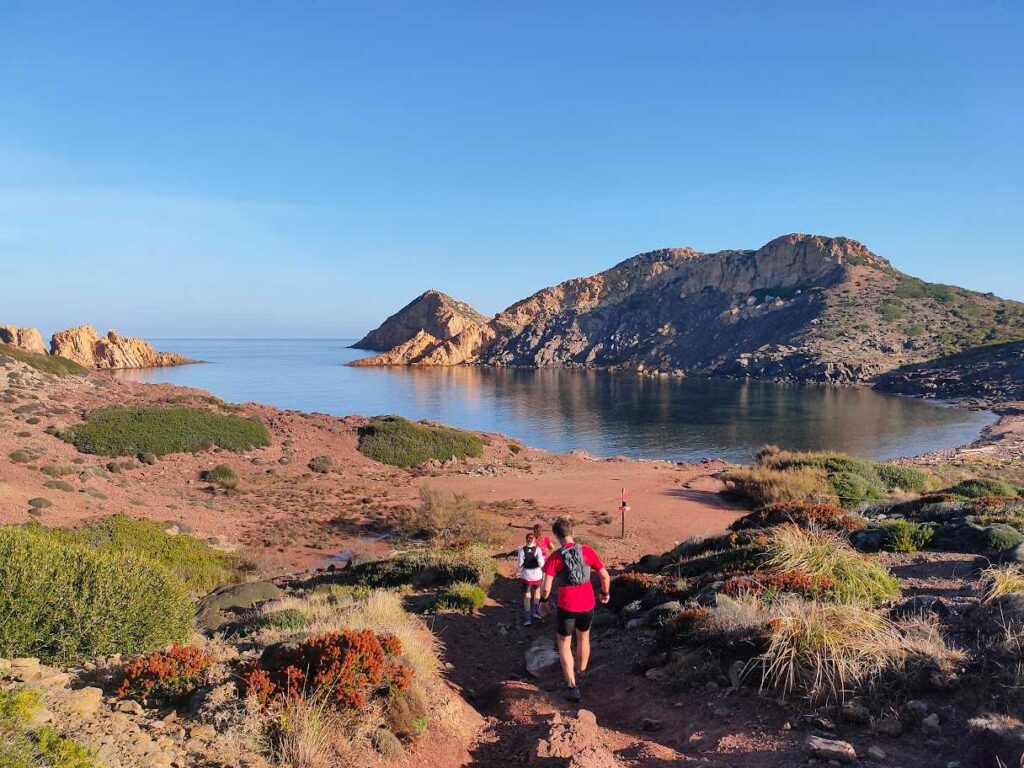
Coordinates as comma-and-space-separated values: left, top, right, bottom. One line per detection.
263, 607, 308, 631
0, 688, 99, 768
27, 498, 51, 509
350, 546, 497, 589
435, 582, 487, 613
879, 520, 934, 552
876, 464, 929, 493
49, 515, 241, 594
201, 463, 239, 489
9, 450, 32, 463
139, 452, 158, 465
358, 416, 484, 468
61, 406, 270, 457
0, 344, 86, 376
308, 455, 332, 473
945, 477, 1020, 499
508, 443, 522, 454
0, 526, 192, 663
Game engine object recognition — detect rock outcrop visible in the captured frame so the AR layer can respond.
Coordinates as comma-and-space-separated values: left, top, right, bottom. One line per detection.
351, 234, 1024, 385
351, 289, 489, 351
873, 340, 1024, 405
0, 325, 47, 355
49, 325, 196, 369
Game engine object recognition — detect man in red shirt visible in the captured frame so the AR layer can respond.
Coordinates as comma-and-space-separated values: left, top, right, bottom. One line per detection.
540, 517, 611, 702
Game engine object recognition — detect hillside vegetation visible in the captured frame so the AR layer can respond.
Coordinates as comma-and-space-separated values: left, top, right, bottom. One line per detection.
0, 344, 86, 376
61, 406, 270, 457
357, 415, 484, 468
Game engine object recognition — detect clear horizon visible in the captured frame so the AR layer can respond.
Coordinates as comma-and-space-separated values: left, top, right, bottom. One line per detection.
2, 2, 1022, 338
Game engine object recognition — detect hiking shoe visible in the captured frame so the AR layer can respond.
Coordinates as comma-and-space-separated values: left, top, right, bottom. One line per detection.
562, 686, 581, 702
523, 617, 532, 627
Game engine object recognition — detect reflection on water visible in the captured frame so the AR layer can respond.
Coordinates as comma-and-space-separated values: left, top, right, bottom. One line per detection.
112, 339, 995, 463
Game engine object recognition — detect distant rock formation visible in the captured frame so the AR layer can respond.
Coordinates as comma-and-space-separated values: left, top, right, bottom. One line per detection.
351, 289, 489, 351
49, 325, 196, 370
0, 325, 48, 356
351, 234, 1024, 385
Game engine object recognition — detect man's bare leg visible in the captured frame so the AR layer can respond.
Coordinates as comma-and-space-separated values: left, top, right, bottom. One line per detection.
556, 633, 576, 688
576, 629, 591, 676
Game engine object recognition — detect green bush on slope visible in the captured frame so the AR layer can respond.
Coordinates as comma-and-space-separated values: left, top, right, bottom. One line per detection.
0, 526, 193, 663
358, 415, 484, 468
61, 406, 270, 457
0, 344, 86, 376
48, 515, 242, 594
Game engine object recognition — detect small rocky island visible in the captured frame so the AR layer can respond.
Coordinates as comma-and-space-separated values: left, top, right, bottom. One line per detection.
1, 323, 197, 370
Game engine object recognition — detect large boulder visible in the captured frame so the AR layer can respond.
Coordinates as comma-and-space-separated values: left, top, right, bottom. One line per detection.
0, 325, 47, 355
50, 325, 195, 369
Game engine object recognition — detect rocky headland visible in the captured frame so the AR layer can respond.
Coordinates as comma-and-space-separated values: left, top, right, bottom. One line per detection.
351, 289, 490, 351
351, 234, 1024, 393
2, 324, 196, 370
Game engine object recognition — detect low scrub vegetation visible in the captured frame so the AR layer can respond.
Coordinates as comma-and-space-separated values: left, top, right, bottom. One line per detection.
944, 477, 1021, 500
0, 688, 97, 768
348, 546, 497, 590
393, 488, 499, 546
762, 525, 900, 606
241, 629, 412, 709
201, 463, 239, 489
49, 514, 242, 594
435, 582, 487, 613
358, 415, 484, 468
879, 519, 934, 552
0, 343, 87, 376
117, 644, 215, 702
0, 525, 192, 662
61, 406, 270, 457
723, 447, 931, 509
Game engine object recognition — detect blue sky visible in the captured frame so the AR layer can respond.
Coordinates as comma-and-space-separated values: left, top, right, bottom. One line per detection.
1, 2, 1021, 338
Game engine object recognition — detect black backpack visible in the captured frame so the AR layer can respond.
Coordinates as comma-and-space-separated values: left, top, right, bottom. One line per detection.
521, 545, 540, 570
558, 543, 591, 586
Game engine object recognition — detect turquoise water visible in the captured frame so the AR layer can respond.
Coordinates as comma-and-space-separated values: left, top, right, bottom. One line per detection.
110, 339, 996, 463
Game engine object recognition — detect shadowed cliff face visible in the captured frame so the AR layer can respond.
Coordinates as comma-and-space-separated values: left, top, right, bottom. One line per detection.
351, 234, 1024, 384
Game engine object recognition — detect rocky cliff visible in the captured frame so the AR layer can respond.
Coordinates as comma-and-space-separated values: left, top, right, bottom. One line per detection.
351, 234, 1024, 384
0, 325, 47, 356
873, 340, 1024, 405
49, 326, 196, 369
351, 289, 489, 351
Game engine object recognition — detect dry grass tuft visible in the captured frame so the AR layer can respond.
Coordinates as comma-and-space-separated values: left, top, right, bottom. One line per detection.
982, 564, 1024, 603
720, 465, 834, 507
762, 525, 900, 606
759, 598, 962, 704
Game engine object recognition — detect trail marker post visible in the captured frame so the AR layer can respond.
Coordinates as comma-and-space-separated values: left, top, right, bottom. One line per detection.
619, 487, 630, 539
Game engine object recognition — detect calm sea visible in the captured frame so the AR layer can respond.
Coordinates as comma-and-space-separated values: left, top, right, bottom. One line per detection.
110, 339, 995, 463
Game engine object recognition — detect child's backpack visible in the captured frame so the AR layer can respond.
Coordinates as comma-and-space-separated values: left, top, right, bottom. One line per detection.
558, 543, 591, 586
522, 545, 540, 570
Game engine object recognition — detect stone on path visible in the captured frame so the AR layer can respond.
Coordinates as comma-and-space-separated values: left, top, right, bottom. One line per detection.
805, 734, 858, 764
525, 635, 560, 677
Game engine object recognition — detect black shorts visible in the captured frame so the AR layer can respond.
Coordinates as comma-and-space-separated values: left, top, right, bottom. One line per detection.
556, 608, 594, 637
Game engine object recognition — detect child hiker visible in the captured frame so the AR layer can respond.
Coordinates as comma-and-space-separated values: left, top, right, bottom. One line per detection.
517, 532, 546, 626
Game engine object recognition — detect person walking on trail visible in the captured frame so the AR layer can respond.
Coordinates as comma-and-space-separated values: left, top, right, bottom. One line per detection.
517, 532, 546, 626
533, 523, 555, 557
540, 517, 610, 703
